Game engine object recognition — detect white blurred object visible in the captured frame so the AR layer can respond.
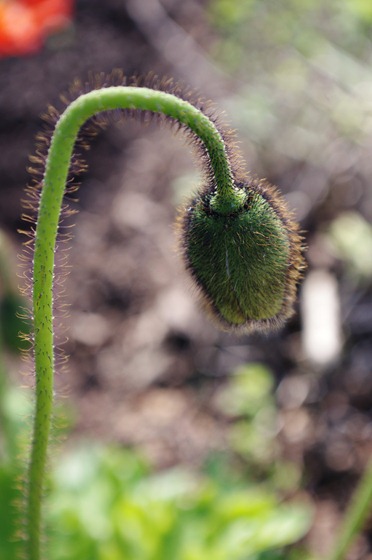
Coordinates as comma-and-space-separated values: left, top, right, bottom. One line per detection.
301, 269, 342, 367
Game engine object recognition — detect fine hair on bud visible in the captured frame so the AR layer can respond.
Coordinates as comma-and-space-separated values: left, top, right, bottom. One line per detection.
178, 176, 305, 333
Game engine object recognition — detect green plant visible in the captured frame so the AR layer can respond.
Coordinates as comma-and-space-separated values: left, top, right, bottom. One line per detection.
22, 74, 305, 559
45, 443, 311, 560
0, 383, 31, 560
17, 72, 371, 559
215, 363, 289, 480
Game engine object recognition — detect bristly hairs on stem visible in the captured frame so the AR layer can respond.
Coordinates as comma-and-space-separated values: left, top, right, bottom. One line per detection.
19, 69, 305, 560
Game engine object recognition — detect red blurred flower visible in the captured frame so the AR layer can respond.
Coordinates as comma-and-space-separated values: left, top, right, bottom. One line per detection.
0, 0, 74, 57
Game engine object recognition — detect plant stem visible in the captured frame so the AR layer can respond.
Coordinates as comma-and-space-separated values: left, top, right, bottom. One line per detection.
327, 459, 372, 560
25, 86, 237, 559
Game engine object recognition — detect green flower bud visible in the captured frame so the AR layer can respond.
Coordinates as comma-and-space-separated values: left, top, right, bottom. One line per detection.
178, 177, 305, 333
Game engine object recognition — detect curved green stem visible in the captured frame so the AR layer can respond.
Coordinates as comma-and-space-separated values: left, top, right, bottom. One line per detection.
25, 86, 237, 559
326, 459, 372, 560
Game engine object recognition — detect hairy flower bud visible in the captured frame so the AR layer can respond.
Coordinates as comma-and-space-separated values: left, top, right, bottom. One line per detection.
178, 177, 305, 333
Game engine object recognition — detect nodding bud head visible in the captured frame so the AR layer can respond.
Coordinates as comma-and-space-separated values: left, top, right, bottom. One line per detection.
178, 178, 305, 333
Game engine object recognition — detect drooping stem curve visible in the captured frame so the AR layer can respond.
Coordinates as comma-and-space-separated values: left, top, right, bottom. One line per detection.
26, 86, 238, 559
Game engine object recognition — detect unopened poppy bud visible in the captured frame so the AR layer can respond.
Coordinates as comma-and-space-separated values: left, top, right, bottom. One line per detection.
178, 177, 305, 333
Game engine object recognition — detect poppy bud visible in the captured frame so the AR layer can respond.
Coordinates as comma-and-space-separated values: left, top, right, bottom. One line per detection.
178, 177, 305, 333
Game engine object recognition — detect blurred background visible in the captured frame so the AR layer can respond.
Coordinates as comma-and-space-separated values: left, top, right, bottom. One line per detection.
1, 0, 372, 558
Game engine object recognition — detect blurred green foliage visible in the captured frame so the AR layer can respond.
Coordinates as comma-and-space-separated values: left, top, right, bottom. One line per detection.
0, 385, 31, 559
0, 291, 31, 353
0, 363, 312, 560
0, 230, 33, 557
215, 364, 301, 491
0, 230, 31, 354
327, 211, 372, 281
46, 443, 311, 560
216, 364, 278, 469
